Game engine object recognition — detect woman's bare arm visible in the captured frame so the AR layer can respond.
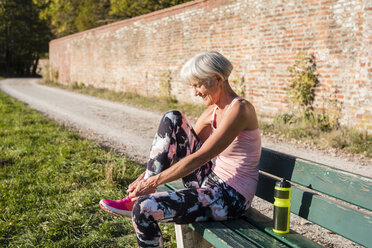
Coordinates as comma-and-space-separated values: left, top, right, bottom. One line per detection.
193, 105, 214, 143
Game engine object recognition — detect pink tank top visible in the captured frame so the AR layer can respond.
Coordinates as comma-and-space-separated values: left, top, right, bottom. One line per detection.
211, 97, 261, 205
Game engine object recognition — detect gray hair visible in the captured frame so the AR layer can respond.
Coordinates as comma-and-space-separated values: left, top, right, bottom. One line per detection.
180, 51, 233, 85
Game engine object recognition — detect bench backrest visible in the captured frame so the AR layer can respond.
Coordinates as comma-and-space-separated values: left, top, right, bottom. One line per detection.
256, 148, 372, 247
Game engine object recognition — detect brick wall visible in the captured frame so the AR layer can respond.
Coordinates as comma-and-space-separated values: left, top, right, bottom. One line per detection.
49, 0, 372, 131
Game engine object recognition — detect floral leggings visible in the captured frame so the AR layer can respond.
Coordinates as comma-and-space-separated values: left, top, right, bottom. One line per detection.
132, 111, 249, 248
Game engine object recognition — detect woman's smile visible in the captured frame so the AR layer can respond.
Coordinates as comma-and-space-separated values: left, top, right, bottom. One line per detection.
191, 80, 219, 106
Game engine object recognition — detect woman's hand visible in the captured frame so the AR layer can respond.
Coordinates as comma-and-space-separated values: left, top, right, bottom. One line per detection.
128, 176, 158, 201
127, 171, 145, 194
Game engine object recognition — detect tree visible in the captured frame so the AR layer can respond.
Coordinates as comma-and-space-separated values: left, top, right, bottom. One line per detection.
36, 0, 191, 37
0, 0, 52, 76
36, 0, 80, 37
75, 0, 113, 32
36, 0, 114, 36
109, 0, 191, 19
0, 0, 190, 76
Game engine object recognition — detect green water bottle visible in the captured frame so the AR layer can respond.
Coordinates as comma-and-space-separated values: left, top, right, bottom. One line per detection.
273, 178, 291, 234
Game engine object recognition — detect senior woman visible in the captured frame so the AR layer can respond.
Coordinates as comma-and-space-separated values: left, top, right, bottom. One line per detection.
100, 51, 261, 247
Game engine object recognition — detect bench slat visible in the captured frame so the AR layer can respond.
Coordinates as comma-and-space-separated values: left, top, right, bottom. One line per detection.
221, 218, 289, 248
158, 182, 260, 248
244, 208, 323, 248
256, 173, 372, 247
156, 183, 173, 192
291, 187, 372, 248
161, 181, 320, 248
259, 148, 372, 211
188, 221, 259, 248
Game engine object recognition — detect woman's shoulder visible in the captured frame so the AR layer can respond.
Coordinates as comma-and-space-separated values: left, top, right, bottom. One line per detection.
233, 98, 256, 114
230, 98, 258, 129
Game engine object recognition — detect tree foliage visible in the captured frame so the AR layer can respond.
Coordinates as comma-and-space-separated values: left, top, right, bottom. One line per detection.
35, 0, 80, 36
36, 0, 191, 37
110, 0, 191, 19
0, 0, 190, 76
35, 0, 114, 36
0, 0, 52, 76
75, 0, 112, 32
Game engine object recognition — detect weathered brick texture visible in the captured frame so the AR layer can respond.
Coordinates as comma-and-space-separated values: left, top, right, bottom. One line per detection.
49, 0, 372, 131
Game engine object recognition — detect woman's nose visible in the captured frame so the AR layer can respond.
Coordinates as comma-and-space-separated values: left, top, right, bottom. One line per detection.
194, 88, 199, 96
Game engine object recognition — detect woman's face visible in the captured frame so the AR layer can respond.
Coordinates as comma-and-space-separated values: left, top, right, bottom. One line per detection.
190, 77, 219, 106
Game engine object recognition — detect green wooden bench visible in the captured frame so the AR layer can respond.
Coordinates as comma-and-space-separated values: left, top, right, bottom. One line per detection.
157, 147, 372, 248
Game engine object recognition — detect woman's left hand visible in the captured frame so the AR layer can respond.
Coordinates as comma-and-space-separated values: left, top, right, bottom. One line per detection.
128, 177, 157, 201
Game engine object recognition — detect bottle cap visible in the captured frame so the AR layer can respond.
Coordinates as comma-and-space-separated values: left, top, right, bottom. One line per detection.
276, 178, 291, 188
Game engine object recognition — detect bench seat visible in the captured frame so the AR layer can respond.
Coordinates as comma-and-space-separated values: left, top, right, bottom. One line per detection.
157, 181, 321, 248
156, 147, 372, 247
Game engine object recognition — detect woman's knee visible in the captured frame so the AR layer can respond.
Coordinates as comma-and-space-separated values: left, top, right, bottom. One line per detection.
158, 110, 185, 132
133, 196, 164, 221
163, 110, 183, 122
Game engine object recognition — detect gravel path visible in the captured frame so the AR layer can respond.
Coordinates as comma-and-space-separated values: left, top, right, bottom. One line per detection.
0, 78, 160, 164
1, 78, 370, 247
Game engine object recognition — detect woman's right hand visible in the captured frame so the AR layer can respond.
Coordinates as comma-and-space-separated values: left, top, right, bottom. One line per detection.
128, 177, 157, 201
127, 171, 146, 193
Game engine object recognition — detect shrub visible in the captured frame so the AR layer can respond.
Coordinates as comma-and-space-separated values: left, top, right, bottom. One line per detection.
287, 52, 319, 114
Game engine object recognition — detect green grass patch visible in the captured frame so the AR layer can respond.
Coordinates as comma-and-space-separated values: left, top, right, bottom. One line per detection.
0, 91, 176, 247
261, 115, 372, 158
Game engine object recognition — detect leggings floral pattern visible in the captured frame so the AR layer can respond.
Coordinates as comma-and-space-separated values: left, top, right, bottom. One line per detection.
132, 111, 249, 248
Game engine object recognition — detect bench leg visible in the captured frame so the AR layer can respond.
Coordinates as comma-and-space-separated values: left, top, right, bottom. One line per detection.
174, 224, 213, 248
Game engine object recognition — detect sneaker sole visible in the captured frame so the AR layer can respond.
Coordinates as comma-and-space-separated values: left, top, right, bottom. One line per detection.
99, 200, 132, 218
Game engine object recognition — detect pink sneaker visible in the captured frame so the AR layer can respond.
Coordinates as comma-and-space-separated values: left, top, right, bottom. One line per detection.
99, 196, 135, 218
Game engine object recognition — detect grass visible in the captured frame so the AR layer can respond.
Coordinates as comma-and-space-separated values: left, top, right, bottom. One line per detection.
42, 80, 372, 159
261, 115, 372, 158
0, 91, 177, 247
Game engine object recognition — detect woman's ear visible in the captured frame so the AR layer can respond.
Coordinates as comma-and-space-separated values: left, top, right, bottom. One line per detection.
216, 75, 223, 86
